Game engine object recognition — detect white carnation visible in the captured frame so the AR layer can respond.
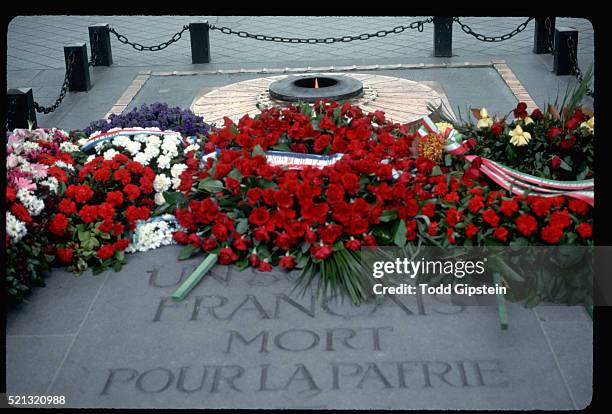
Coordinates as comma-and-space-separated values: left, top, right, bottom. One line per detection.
126, 215, 182, 253
6, 212, 27, 242
17, 188, 45, 216
103, 148, 119, 160
125, 141, 142, 156
41, 177, 59, 194
170, 163, 187, 178
59, 141, 80, 153
155, 192, 166, 206
134, 152, 150, 165
54, 160, 75, 171
157, 154, 171, 170
153, 173, 172, 193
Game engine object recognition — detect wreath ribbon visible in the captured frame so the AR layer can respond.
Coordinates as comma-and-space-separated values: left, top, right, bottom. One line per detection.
418, 116, 595, 206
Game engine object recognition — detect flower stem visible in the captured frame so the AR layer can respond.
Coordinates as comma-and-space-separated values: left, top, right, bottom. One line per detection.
171, 253, 218, 302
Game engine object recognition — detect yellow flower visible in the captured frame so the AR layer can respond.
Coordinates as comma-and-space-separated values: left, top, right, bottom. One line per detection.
477, 108, 493, 129
435, 122, 454, 136
522, 116, 534, 125
509, 125, 531, 146
580, 116, 594, 134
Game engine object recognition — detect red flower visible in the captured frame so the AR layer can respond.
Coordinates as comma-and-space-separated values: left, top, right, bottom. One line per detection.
551, 156, 561, 169
56, 247, 74, 263
345, 238, 362, 251
568, 199, 589, 215
106, 191, 124, 207
113, 239, 130, 251
445, 208, 463, 227
468, 196, 485, 214
97, 203, 116, 221
547, 127, 564, 141
341, 173, 360, 194
202, 237, 218, 251
311, 245, 333, 260
93, 167, 111, 182
491, 121, 504, 136
325, 184, 345, 205
99, 220, 114, 233
123, 184, 141, 201
249, 207, 270, 226
515, 214, 538, 237
362, 234, 377, 246
465, 223, 479, 239
113, 168, 132, 185
285, 220, 307, 238
49, 214, 69, 236
79, 205, 98, 224
541, 225, 564, 244
258, 260, 272, 272
249, 253, 260, 267
482, 209, 500, 228
246, 188, 263, 205
530, 197, 551, 217
212, 223, 229, 241
11, 203, 33, 224
6, 186, 17, 202
279, 255, 296, 270
96, 244, 116, 260
549, 209, 571, 229
218, 247, 238, 265
498, 199, 519, 217
513, 102, 528, 119
173, 231, 189, 244
232, 235, 250, 251
314, 134, 332, 153
576, 222, 592, 239
493, 227, 509, 242
421, 203, 435, 218
48, 166, 68, 183
531, 108, 544, 120
58, 199, 77, 215
71, 184, 94, 203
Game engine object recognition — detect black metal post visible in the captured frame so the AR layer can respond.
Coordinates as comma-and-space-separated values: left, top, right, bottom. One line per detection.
433, 17, 453, 57
553, 27, 578, 75
64, 44, 91, 91
533, 17, 555, 54
6, 88, 37, 130
89, 24, 113, 66
189, 22, 211, 64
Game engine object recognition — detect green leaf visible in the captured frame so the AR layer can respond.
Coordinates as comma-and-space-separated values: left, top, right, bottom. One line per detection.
236, 218, 248, 235
559, 159, 572, 171
431, 165, 442, 176
198, 178, 224, 193
178, 244, 197, 260
393, 219, 407, 247
379, 209, 397, 222
252, 144, 266, 158
78, 230, 90, 242
163, 191, 187, 206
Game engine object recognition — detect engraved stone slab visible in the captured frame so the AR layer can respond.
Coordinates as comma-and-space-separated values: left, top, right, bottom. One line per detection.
191, 73, 443, 127
4, 245, 590, 409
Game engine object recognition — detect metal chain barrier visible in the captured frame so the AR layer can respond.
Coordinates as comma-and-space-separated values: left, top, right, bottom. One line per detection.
108, 25, 190, 51
33, 51, 75, 114
207, 17, 434, 44
566, 36, 594, 98
544, 17, 555, 53
453, 17, 533, 42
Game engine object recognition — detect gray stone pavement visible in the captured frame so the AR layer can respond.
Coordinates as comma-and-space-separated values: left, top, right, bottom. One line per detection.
5, 246, 592, 409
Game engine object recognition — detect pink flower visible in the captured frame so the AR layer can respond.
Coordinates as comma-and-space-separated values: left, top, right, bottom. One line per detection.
14, 177, 37, 192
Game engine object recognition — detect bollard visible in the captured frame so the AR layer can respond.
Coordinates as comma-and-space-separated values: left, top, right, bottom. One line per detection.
533, 17, 555, 54
89, 24, 113, 66
189, 22, 211, 64
64, 44, 91, 91
6, 88, 37, 130
433, 17, 453, 57
553, 27, 578, 76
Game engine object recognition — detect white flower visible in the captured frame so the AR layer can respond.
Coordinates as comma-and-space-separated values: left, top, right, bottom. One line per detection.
155, 192, 166, 206
144, 144, 160, 159
78, 137, 89, 146
86, 154, 96, 164
125, 141, 142, 156
6, 212, 27, 242
54, 160, 75, 171
17, 188, 45, 216
112, 136, 132, 147
153, 173, 172, 193
59, 141, 80, 153
126, 215, 183, 253
157, 154, 172, 170
134, 152, 150, 165
22, 141, 41, 152
103, 148, 119, 160
185, 144, 200, 154
41, 177, 59, 194
171, 177, 182, 190
171, 163, 187, 178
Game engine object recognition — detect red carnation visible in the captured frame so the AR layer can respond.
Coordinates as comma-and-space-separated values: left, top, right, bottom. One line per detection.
311, 245, 333, 261
123, 184, 141, 201
11, 203, 33, 225
113, 239, 130, 251
515, 214, 538, 237
6, 186, 17, 202
56, 247, 74, 263
96, 244, 116, 260
73, 185, 94, 203
202, 237, 218, 251
513, 102, 528, 119
49, 213, 69, 236
541, 225, 564, 244
482, 209, 500, 228
465, 223, 479, 239
341, 173, 360, 194
106, 191, 124, 207
499, 199, 519, 217
218, 247, 238, 265
48, 166, 68, 183
258, 260, 272, 272
568, 199, 589, 215
285, 220, 307, 238
59, 199, 77, 215
325, 184, 345, 205
421, 203, 435, 218
79, 205, 98, 224
246, 188, 263, 205
249, 253, 260, 267
314, 134, 332, 153
97, 203, 116, 221
99, 220, 114, 233
491, 121, 504, 137
173, 231, 189, 244
576, 222, 592, 239
362, 234, 377, 246
279, 255, 296, 270
493, 227, 509, 242
550, 209, 571, 229
249, 207, 270, 226
468, 196, 485, 214
345, 238, 362, 251
551, 156, 561, 169
547, 127, 564, 141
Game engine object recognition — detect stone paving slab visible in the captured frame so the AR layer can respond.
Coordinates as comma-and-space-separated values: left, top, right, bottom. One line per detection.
5, 246, 592, 409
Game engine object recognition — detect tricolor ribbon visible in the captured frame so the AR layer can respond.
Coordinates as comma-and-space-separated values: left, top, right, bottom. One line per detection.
81, 128, 183, 152
418, 116, 595, 206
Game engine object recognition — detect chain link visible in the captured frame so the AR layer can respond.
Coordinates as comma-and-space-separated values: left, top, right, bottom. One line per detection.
33, 52, 76, 114
89, 31, 99, 66
544, 17, 555, 53
453, 17, 533, 42
208, 18, 434, 44
566, 36, 594, 98
108, 25, 190, 51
